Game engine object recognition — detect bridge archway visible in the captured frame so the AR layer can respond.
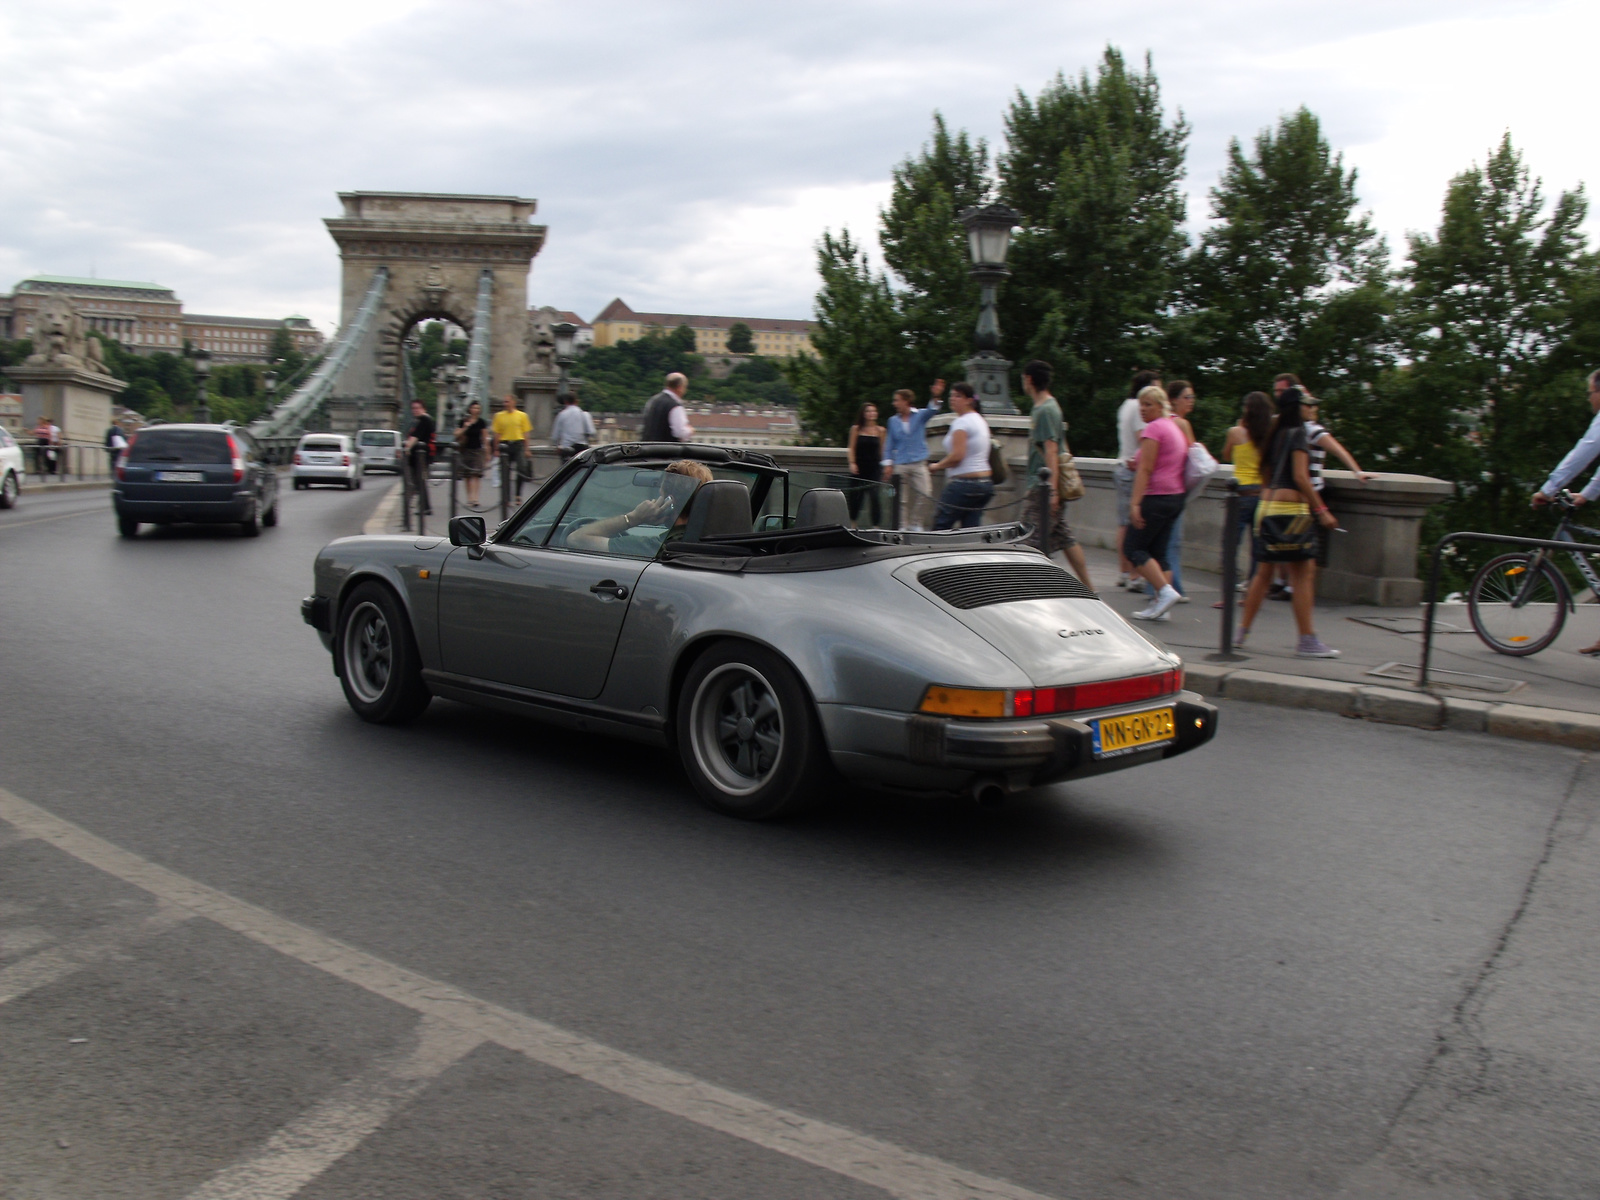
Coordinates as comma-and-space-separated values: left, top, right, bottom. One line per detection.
324, 191, 545, 428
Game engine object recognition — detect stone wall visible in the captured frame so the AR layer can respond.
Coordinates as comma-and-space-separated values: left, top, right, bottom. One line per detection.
521, 430, 1454, 606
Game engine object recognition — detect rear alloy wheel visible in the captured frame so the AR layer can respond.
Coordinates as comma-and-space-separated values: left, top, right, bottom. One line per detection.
0, 470, 19, 509
117, 513, 139, 538
677, 641, 830, 819
336, 581, 431, 724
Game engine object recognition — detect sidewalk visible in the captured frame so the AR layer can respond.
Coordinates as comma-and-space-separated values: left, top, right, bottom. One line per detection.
19, 475, 113, 493
1079, 543, 1600, 747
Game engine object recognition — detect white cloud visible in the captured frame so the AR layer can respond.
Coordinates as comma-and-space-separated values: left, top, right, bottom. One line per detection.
0, 0, 1595, 337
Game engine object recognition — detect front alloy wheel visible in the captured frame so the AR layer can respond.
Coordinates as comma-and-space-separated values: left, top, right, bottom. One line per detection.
336, 581, 431, 723
677, 642, 830, 819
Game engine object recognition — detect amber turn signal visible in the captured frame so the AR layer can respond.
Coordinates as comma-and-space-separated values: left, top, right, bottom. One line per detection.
919, 687, 1007, 718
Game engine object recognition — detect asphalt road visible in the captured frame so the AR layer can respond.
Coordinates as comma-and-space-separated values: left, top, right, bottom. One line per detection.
1, 480, 1595, 1199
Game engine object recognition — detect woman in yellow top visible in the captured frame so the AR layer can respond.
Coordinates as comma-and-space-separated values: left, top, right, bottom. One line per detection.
1214, 392, 1274, 609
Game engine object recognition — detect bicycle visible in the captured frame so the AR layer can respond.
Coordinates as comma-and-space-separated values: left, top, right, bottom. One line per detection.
1467, 491, 1600, 655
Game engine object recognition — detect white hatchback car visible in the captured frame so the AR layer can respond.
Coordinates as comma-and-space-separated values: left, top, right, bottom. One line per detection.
291, 434, 362, 490
0, 424, 23, 508
356, 428, 401, 474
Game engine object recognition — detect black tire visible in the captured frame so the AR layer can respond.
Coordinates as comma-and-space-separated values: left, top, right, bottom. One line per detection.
676, 641, 831, 819
239, 502, 261, 538
1468, 552, 1569, 656
117, 513, 139, 538
262, 498, 278, 527
336, 581, 431, 724
293, 479, 304, 491
353, 476, 362, 490
0, 470, 19, 509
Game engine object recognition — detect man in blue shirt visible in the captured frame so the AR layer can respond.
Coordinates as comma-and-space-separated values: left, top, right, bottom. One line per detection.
885, 379, 945, 529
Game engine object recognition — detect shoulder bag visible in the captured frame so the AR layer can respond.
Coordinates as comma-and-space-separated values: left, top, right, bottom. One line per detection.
983, 418, 1009, 485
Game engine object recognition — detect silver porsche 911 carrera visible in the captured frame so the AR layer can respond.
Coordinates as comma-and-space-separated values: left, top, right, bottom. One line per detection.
303, 443, 1217, 818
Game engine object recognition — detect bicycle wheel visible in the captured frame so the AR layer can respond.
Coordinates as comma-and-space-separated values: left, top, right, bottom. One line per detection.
1468, 553, 1570, 656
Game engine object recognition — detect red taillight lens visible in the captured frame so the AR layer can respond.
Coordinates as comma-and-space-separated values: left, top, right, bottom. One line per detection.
921, 669, 1184, 720
1022, 669, 1184, 716
293, 452, 302, 465
227, 435, 244, 482
342, 454, 351, 466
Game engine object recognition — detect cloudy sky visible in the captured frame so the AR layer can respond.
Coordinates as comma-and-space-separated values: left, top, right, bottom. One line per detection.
2, 0, 1595, 335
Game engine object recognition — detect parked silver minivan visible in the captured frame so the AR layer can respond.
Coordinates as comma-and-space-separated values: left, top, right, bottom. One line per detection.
356, 429, 401, 474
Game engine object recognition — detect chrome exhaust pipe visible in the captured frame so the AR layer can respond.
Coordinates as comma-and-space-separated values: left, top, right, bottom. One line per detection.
969, 777, 1008, 808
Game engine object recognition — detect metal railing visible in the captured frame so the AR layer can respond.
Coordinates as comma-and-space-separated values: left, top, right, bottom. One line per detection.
465, 269, 493, 413
22, 439, 121, 483
251, 266, 390, 439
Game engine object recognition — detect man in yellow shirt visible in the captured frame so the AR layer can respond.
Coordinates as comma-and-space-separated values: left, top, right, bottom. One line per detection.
490, 395, 533, 500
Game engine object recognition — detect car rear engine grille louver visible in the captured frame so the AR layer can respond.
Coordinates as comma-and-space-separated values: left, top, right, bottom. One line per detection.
917, 561, 1098, 609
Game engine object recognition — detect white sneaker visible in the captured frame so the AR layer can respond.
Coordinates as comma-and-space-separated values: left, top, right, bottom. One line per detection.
1175, 593, 1191, 604
1131, 607, 1172, 622
1147, 585, 1182, 619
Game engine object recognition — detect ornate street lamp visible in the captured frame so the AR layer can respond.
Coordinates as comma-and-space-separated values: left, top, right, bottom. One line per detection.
191, 348, 213, 423
551, 321, 578, 406
958, 203, 1021, 414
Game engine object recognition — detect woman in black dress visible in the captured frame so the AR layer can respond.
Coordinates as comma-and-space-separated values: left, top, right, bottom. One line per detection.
846, 402, 885, 527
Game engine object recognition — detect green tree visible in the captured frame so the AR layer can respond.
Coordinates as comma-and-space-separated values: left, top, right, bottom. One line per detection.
268, 325, 306, 381
1174, 107, 1393, 444
726, 322, 754, 354
789, 230, 907, 444
573, 330, 705, 412
0, 338, 32, 391
1345, 136, 1594, 562
999, 47, 1190, 453
880, 112, 991, 388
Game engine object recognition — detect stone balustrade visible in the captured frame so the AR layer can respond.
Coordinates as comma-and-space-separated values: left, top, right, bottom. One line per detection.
522, 419, 1455, 607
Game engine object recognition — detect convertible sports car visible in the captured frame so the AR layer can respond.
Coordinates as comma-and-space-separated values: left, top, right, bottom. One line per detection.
303, 443, 1217, 818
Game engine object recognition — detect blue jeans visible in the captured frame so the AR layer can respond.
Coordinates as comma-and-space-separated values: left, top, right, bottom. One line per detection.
933, 478, 995, 529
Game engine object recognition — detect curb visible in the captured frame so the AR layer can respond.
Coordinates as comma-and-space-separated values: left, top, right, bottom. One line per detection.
362, 483, 405, 536
1184, 662, 1600, 752
19, 480, 112, 494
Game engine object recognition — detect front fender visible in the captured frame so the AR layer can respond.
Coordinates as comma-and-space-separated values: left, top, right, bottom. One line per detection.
313, 534, 451, 670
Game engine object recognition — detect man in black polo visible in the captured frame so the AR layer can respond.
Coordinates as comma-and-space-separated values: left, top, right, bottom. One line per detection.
641, 373, 694, 442
403, 399, 435, 515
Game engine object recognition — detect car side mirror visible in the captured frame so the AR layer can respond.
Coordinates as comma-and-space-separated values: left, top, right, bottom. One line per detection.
448, 515, 486, 547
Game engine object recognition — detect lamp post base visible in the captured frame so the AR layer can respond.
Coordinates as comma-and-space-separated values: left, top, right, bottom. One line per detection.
965, 352, 1016, 415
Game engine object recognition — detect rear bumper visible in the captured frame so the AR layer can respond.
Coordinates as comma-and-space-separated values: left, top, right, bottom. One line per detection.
113, 490, 253, 524
819, 691, 1218, 795
292, 464, 358, 479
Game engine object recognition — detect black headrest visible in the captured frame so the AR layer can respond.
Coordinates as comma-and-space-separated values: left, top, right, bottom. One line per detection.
681, 479, 753, 541
794, 487, 850, 528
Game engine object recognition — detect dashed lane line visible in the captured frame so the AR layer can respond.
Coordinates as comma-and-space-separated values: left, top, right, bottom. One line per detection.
0, 904, 191, 1006
181, 1015, 484, 1200
0, 787, 1060, 1200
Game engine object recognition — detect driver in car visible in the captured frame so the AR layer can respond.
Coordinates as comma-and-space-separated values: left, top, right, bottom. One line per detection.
567, 460, 714, 555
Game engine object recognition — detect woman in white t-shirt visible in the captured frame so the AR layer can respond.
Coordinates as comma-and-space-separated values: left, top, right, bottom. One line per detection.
928, 382, 994, 529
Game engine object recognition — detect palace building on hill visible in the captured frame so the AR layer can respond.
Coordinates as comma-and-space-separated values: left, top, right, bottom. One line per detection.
590, 299, 816, 358
0, 275, 324, 364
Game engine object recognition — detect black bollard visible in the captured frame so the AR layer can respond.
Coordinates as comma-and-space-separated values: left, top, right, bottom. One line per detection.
400, 453, 412, 533
1209, 480, 1245, 661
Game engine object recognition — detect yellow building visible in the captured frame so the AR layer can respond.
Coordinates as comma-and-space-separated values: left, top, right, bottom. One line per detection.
590, 299, 816, 357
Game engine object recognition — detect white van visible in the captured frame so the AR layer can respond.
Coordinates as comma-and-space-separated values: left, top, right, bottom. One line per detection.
356, 428, 401, 474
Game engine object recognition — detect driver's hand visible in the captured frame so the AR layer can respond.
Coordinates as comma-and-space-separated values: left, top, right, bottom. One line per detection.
1532, 491, 1550, 507
1574, 495, 1588, 507
631, 496, 672, 526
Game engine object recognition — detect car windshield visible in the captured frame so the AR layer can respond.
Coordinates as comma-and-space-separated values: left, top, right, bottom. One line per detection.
128, 430, 231, 464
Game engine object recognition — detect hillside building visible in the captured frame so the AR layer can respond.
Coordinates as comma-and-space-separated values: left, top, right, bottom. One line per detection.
590, 299, 815, 358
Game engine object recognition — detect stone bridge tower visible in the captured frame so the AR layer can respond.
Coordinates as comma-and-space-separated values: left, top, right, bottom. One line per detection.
325, 192, 546, 429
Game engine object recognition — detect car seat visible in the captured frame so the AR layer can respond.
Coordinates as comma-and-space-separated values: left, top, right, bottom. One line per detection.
681, 479, 754, 541
793, 487, 850, 528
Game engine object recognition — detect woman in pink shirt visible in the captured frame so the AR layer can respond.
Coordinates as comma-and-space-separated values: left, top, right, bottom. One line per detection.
1126, 385, 1188, 620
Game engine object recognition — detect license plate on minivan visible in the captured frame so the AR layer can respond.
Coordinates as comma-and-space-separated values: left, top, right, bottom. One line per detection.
157, 471, 205, 482
1091, 707, 1175, 758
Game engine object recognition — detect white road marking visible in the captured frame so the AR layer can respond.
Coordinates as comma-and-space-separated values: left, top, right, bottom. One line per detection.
0, 904, 190, 1005
181, 1015, 482, 1200
0, 788, 1061, 1200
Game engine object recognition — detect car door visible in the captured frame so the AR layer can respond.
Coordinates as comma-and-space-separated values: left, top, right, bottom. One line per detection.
436, 465, 666, 700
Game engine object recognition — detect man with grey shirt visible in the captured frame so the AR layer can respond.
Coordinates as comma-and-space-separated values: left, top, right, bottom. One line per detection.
551, 393, 596, 459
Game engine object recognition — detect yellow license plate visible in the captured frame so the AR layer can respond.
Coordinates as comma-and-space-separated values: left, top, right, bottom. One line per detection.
1092, 707, 1175, 758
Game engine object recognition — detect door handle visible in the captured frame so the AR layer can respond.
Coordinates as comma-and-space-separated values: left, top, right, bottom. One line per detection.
590, 580, 629, 600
